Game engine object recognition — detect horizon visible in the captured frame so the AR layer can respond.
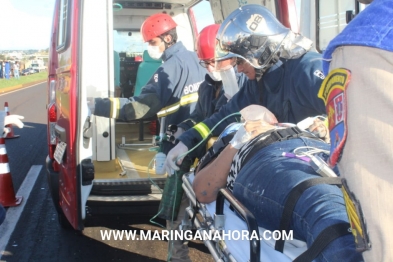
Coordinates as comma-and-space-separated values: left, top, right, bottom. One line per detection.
0, 49, 49, 52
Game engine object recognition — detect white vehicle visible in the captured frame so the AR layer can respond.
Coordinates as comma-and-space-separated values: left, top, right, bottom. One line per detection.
31, 59, 46, 72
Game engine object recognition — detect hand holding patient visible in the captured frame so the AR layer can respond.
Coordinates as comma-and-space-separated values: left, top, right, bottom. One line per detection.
230, 105, 278, 149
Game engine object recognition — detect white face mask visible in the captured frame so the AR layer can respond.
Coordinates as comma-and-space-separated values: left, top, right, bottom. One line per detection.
220, 67, 239, 100
207, 71, 222, 81
147, 45, 163, 60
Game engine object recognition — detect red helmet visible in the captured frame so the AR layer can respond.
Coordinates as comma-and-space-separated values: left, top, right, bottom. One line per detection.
196, 24, 220, 60
141, 13, 177, 42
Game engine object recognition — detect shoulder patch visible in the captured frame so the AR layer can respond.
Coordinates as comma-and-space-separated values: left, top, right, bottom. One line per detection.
318, 68, 351, 166
154, 74, 158, 82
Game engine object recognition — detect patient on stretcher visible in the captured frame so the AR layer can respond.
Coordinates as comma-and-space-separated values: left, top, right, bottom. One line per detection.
192, 105, 363, 262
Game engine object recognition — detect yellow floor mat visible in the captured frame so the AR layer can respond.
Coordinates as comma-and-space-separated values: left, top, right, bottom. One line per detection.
94, 121, 166, 180
93, 159, 125, 179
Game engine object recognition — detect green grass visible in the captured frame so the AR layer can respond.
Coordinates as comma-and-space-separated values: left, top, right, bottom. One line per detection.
0, 72, 48, 89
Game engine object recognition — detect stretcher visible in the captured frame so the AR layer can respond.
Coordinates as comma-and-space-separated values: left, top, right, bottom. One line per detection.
181, 173, 308, 262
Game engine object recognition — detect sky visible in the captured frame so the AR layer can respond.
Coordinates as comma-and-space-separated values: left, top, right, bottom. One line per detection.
192, 0, 215, 33
0, 0, 56, 50
0, 0, 212, 51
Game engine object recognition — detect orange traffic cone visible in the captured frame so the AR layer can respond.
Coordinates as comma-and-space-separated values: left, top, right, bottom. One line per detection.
4, 102, 20, 139
0, 137, 22, 207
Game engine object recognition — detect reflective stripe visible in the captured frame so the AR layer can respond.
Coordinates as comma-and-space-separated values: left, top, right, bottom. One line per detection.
110, 98, 120, 119
180, 93, 198, 106
193, 122, 210, 139
157, 102, 180, 118
0, 144, 6, 155
157, 93, 199, 117
342, 186, 363, 236
0, 163, 10, 174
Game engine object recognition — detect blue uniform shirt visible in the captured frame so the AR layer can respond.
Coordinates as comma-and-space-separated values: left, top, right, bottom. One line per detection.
179, 51, 326, 150
94, 41, 207, 129
323, 0, 393, 74
177, 71, 248, 131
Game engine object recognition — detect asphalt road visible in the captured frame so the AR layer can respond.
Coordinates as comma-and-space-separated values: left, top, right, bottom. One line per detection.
0, 82, 213, 262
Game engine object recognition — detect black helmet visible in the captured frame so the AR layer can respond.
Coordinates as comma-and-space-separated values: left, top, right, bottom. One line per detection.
216, 4, 290, 70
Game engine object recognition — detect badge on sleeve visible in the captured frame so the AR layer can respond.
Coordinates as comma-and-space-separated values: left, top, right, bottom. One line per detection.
317, 68, 351, 166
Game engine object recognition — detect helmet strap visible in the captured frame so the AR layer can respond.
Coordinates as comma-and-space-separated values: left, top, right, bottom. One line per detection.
159, 35, 174, 49
255, 69, 263, 81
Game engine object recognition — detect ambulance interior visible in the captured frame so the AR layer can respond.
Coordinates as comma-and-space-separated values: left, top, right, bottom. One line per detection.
79, 0, 213, 218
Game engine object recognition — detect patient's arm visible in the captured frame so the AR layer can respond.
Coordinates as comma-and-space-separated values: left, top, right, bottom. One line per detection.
193, 145, 238, 203
193, 120, 275, 204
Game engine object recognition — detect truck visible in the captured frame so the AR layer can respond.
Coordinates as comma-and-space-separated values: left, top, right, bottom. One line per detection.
45, 0, 367, 234
30, 59, 46, 72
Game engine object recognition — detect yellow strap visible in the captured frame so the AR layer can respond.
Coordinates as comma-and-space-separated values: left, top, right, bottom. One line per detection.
157, 93, 199, 117
157, 102, 180, 117
180, 93, 198, 106
193, 122, 210, 139
109, 98, 120, 119
342, 187, 363, 236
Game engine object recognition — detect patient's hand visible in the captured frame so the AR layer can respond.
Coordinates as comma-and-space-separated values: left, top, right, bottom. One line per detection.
245, 120, 276, 138
308, 118, 330, 143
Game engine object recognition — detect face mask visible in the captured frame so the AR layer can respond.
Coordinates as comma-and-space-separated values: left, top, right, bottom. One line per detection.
207, 71, 222, 81
220, 67, 239, 100
147, 45, 163, 60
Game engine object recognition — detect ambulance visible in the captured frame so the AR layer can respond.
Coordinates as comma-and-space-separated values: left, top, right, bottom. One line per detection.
45, 0, 366, 231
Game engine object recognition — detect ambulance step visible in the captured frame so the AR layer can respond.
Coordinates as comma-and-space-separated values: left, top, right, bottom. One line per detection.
91, 179, 166, 195
86, 194, 162, 215
87, 193, 162, 202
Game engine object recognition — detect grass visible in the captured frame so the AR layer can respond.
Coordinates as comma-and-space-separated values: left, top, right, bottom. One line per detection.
0, 72, 48, 89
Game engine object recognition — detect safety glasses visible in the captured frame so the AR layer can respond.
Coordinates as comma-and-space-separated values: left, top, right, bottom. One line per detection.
199, 60, 215, 68
214, 57, 237, 72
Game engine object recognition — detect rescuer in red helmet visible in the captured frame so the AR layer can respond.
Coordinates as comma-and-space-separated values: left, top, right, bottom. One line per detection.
92, 13, 206, 156
91, 15, 207, 261
175, 24, 247, 141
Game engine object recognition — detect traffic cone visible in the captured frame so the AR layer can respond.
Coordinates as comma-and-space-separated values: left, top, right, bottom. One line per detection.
4, 102, 20, 139
0, 138, 22, 207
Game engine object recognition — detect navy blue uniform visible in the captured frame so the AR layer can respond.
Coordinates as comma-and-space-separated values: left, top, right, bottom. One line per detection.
94, 41, 206, 130
178, 51, 326, 150
0, 204, 5, 226
177, 71, 247, 158
177, 71, 248, 131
